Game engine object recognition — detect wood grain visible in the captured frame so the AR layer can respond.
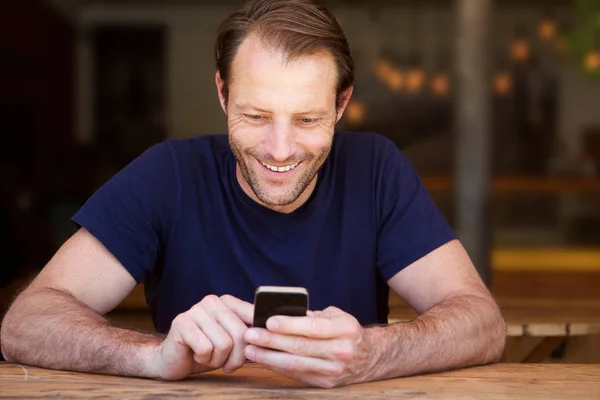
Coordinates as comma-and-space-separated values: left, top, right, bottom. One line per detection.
1, 362, 599, 399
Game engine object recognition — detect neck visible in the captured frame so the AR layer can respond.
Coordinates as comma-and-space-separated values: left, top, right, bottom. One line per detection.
235, 164, 317, 214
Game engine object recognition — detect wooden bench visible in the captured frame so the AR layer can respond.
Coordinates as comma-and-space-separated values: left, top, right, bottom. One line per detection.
389, 296, 600, 363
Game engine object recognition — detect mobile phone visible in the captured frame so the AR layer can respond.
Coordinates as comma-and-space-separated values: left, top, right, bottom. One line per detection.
252, 286, 309, 329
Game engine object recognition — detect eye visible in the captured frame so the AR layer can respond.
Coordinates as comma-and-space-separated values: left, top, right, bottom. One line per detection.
247, 115, 262, 121
299, 117, 316, 125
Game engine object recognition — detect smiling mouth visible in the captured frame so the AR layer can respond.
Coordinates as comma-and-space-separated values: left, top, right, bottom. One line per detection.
261, 161, 300, 173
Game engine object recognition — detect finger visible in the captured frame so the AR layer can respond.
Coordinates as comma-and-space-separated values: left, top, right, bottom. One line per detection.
219, 294, 254, 326
245, 345, 341, 376
245, 329, 354, 360
188, 306, 233, 368
310, 306, 342, 318
213, 297, 252, 373
181, 328, 214, 365
170, 314, 214, 365
266, 314, 352, 339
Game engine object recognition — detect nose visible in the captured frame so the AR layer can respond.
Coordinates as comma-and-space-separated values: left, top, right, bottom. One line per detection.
263, 121, 296, 163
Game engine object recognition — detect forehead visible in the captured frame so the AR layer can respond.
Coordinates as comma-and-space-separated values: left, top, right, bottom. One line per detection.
228, 34, 338, 101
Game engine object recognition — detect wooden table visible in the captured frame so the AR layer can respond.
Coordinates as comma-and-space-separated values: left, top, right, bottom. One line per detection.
389, 298, 600, 363
1, 361, 599, 399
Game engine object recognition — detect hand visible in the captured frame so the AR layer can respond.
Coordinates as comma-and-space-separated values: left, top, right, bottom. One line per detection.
243, 306, 373, 388
149, 294, 253, 380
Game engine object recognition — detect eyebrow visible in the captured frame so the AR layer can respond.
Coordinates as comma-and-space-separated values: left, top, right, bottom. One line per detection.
234, 103, 329, 116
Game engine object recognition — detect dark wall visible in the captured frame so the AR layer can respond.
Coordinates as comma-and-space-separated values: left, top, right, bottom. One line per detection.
0, 0, 74, 181
0, 0, 74, 287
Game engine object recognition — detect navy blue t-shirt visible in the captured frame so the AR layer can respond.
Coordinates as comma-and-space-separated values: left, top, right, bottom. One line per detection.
72, 131, 456, 333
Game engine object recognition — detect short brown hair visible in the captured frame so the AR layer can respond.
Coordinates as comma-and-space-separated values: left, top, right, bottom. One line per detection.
214, 0, 354, 109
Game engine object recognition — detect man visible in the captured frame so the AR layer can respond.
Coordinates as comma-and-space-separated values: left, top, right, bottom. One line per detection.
1, 0, 505, 388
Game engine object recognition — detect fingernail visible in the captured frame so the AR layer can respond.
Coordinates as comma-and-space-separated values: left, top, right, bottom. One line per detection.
246, 328, 258, 341
245, 346, 256, 360
267, 317, 279, 330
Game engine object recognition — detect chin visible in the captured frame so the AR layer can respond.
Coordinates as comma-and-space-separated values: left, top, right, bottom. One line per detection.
254, 187, 300, 207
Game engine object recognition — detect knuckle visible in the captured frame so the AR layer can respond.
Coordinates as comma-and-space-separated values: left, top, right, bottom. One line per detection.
202, 294, 220, 306
345, 322, 361, 339
328, 364, 344, 379
332, 341, 355, 362
292, 336, 309, 354
198, 340, 214, 356
172, 312, 192, 328
309, 317, 321, 335
190, 303, 205, 314
219, 294, 233, 304
213, 336, 234, 354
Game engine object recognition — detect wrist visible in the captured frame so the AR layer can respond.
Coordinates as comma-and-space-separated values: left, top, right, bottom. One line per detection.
360, 322, 418, 382
139, 337, 165, 379
356, 325, 387, 383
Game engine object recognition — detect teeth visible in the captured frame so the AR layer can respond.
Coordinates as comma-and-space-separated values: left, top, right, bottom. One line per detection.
262, 161, 299, 172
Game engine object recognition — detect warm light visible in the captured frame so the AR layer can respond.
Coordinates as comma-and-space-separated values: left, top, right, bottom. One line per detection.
538, 19, 557, 41
406, 68, 425, 93
376, 60, 394, 83
345, 100, 366, 125
584, 50, 600, 71
493, 72, 512, 95
431, 73, 450, 97
376, 59, 405, 92
511, 39, 530, 63
387, 70, 405, 92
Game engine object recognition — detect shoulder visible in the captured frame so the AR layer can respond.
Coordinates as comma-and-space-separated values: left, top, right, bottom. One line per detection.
165, 134, 229, 160
333, 131, 395, 153
162, 134, 230, 172
331, 131, 411, 171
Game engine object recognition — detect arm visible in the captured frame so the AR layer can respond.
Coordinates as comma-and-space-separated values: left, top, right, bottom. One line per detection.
1, 227, 254, 379
1, 142, 257, 379
365, 238, 506, 380
243, 239, 505, 387
0, 228, 161, 377
364, 141, 505, 378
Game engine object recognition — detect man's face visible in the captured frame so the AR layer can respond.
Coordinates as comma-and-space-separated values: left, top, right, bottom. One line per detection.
217, 35, 349, 212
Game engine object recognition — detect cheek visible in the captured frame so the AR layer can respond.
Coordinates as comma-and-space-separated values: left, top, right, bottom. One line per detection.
229, 117, 264, 147
299, 125, 334, 152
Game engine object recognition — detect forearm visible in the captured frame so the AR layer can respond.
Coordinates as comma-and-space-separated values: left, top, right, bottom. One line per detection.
0, 287, 163, 378
364, 294, 506, 381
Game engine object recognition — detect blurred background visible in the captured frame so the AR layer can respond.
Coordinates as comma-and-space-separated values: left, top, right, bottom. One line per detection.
1, 0, 600, 363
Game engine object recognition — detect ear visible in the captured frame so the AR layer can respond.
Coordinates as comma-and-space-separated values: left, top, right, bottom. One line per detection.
335, 86, 354, 123
215, 71, 227, 114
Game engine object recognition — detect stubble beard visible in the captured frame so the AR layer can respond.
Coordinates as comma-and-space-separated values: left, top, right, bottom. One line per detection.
229, 135, 332, 207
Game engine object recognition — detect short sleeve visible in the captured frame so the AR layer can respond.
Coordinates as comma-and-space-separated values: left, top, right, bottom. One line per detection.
71, 141, 179, 283
376, 143, 457, 281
